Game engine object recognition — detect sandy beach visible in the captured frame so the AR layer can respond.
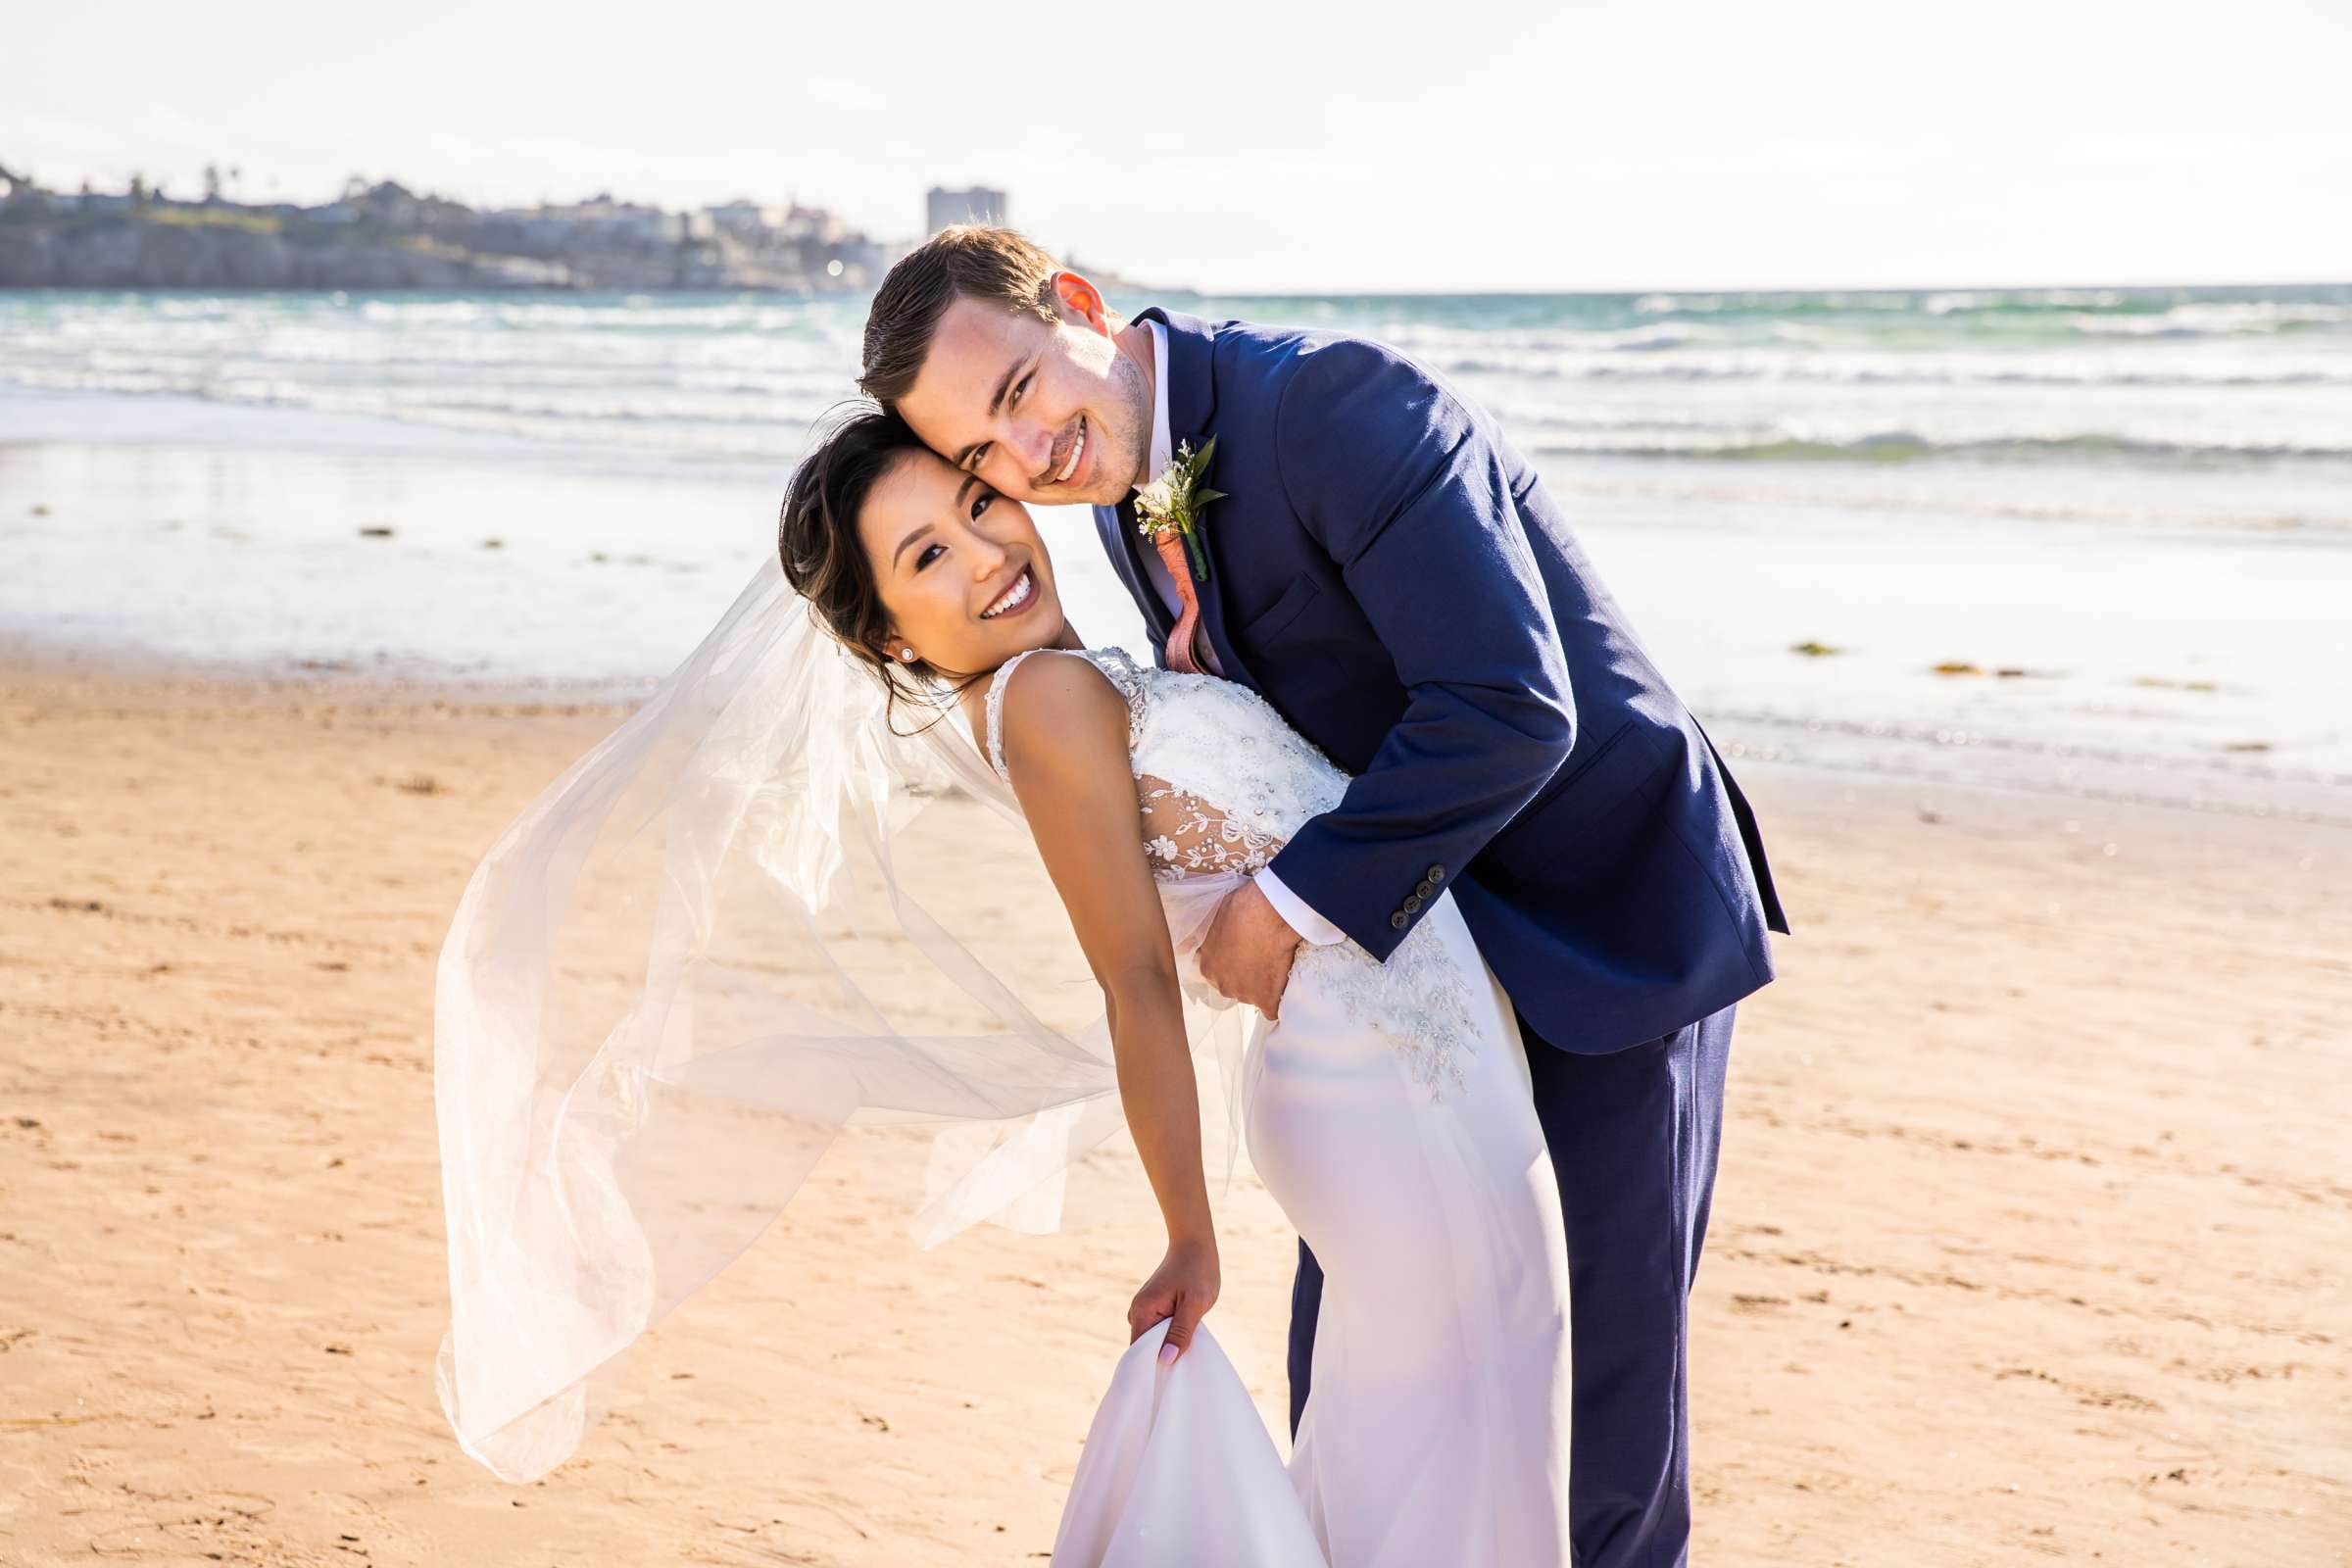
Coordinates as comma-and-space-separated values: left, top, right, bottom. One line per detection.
1, 655, 2344, 1566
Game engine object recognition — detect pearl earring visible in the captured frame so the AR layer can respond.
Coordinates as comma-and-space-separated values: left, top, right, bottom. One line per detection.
898, 648, 917, 663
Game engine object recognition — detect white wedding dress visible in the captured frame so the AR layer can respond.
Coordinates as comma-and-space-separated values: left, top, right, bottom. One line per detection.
984, 649, 1574, 1568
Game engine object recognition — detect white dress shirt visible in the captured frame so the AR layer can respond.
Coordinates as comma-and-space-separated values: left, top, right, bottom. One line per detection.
1135, 319, 1345, 948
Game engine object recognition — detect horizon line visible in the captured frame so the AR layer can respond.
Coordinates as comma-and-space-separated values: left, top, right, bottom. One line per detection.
1137, 274, 2352, 300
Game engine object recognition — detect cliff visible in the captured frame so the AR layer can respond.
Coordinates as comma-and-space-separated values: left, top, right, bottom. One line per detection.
0, 208, 876, 292
0, 215, 573, 289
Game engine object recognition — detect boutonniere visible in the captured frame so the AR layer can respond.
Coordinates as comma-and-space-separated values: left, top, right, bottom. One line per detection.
1133, 436, 1226, 585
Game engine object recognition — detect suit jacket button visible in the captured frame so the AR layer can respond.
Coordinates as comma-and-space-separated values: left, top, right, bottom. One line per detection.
1426, 864, 1446, 884
1401, 895, 1423, 914
1414, 880, 1435, 899
1389, 911, 1408, 929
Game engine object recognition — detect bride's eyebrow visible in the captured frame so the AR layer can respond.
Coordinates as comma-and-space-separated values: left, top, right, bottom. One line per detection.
891, 523, 935, 566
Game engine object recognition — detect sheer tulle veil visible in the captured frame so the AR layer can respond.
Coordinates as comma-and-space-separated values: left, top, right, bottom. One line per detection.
433, 556, 1244, 1482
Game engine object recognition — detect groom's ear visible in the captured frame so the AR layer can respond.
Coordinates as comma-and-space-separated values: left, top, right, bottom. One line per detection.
1050, 270, 1113, 336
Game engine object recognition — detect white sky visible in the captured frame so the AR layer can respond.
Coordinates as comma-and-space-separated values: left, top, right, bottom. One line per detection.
9, 0, 2349, 292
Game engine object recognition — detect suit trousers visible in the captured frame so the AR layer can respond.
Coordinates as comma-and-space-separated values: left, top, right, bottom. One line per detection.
1289, 1003, 1736, 1567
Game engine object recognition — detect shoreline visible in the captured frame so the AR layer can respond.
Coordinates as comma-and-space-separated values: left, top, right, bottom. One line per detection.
9, 410, 2349, 830
0, 631, 665, 708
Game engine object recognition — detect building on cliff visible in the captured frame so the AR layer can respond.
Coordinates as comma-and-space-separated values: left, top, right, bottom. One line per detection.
925, 185, 1007, 235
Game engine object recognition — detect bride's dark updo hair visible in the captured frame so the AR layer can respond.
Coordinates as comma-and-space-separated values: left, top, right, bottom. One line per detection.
777, 406, 938, 718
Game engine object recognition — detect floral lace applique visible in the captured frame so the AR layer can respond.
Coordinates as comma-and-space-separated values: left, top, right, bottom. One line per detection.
1292, 924, 1476, 1098
1137, 779, 1282, 882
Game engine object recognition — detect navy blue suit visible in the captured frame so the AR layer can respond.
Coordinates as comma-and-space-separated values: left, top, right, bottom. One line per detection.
1094, 310, 1788, 1567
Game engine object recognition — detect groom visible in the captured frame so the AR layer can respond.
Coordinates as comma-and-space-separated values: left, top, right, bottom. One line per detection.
861, 228, 1788, 1567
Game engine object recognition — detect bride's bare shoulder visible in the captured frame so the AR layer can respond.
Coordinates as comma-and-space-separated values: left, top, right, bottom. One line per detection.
989, 651, 1131, 783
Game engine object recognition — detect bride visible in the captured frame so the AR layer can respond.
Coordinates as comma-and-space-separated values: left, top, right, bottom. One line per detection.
433, 408, 1572, 1564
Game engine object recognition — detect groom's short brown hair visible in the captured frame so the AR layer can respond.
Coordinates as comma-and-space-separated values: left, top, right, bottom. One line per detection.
859, 225, 1061, 407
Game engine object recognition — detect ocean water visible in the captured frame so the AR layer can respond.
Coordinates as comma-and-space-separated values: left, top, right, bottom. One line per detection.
2, 283, 2347, 821
8, 284, 2352, 486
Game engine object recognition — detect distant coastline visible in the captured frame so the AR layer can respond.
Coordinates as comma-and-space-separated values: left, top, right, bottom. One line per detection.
0, 169, 1180, 295
0, 172, 901, 292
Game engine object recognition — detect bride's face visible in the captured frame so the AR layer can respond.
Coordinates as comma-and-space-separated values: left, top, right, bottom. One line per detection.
858, 446, 1066, 678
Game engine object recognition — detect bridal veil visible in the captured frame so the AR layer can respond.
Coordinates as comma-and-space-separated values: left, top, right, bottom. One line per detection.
433, 558, 1241, 1482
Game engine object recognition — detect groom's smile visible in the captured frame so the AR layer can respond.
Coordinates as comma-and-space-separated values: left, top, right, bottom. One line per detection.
1036, 414, 1088, 492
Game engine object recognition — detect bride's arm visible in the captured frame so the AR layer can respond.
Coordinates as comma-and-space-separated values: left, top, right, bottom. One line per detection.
996, 653, 1218, 1358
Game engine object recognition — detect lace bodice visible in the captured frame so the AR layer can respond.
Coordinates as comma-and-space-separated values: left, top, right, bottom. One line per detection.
983, 647, 1473, 1095
987, 647, 1348, 884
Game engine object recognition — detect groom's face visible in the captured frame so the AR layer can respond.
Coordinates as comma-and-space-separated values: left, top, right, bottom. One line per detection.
895, 272, 1152, 511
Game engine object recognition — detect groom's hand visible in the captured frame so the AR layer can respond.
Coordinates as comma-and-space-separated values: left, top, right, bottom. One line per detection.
1199, 881, 1300, 1018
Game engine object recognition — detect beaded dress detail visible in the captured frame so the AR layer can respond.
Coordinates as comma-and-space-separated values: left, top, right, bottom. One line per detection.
985, 647, 1473, 1095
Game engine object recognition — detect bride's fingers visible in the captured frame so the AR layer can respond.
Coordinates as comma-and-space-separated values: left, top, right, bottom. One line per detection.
1159, 1302, 1200, 1365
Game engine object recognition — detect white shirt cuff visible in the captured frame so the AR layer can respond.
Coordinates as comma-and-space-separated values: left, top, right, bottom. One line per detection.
1254, 867, 1347, 947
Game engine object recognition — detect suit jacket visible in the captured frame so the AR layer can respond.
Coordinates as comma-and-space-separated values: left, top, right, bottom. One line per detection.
1095, 309, 1788, 1054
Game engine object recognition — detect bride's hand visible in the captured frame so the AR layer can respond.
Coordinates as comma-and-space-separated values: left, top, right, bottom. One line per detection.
1129, 1235, 1220, 1364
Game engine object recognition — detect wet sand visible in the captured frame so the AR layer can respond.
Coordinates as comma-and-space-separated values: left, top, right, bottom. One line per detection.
0, 662, 2345, 1565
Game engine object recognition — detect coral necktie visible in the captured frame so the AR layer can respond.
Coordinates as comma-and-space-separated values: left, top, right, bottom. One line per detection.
1152, 530, 1206, 675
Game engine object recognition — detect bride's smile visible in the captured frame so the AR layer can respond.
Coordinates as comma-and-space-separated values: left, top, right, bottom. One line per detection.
979, 564, 1039, 620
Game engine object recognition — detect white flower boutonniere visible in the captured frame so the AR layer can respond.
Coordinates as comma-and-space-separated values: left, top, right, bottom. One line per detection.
1133, 436, 1226, 585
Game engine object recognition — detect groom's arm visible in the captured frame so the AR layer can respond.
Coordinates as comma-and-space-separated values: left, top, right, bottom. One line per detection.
1262, 338, 1575, 962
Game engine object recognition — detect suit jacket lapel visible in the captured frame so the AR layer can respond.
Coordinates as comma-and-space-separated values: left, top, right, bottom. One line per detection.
1135, 308, 1259, 693
1095, 495, 1174, 647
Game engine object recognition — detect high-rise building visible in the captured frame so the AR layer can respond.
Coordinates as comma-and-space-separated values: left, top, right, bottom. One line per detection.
926, 186, 1007, 236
